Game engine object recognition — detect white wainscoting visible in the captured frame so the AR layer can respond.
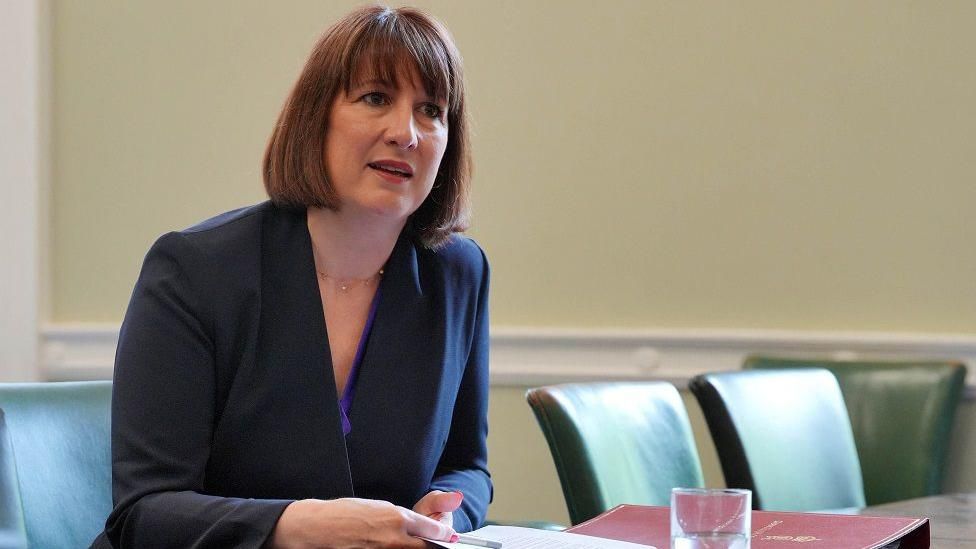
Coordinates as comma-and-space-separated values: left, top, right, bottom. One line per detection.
42, 323, 976, 395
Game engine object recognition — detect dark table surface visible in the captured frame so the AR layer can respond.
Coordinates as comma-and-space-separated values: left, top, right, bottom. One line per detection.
857, 492, 976, 548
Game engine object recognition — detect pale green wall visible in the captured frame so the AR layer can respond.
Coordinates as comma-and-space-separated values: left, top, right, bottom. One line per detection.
51, 1, 976, 331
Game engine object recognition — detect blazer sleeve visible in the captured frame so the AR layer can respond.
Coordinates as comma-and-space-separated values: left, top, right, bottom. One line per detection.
428, 247, 493, 532
104, 232, 291, 548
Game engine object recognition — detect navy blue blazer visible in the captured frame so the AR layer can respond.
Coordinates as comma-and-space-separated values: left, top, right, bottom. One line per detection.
97, 202, 492, 548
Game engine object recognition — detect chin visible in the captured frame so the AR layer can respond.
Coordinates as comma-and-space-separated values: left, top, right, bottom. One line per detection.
344, 190, 424, 222
362, 200, 416, 220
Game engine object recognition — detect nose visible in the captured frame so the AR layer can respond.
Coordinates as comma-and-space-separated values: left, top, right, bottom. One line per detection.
384, 105, 419, 150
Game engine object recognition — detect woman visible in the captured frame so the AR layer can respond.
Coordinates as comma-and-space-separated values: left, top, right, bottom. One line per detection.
95, 5, 491, 548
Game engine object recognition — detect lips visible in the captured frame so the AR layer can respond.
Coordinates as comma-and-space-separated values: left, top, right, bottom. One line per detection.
368, 160, 414, 180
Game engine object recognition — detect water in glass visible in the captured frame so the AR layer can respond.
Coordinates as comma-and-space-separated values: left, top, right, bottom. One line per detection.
672, 532, 749, 549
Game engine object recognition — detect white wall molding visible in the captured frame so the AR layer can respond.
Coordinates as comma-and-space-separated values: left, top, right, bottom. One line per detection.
42, 323, 120, 381
0, 0, 43, 381
42, 323, 976, 394
489, 327, 976, 391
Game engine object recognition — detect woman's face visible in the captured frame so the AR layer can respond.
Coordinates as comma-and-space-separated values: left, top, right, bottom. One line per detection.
323, 64, 449, 224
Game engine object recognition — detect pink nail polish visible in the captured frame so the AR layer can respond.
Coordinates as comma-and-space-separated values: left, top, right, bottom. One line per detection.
450, 534, 459, 543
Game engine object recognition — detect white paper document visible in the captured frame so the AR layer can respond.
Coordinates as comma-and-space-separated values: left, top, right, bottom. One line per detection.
425, 525, 656, 549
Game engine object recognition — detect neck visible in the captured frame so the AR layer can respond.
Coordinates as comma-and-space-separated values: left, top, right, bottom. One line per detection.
306, 206, 404, 279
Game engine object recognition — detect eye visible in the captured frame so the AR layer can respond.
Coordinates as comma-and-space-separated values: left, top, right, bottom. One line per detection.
360, 92, 389, 106
419, 103, 445, 120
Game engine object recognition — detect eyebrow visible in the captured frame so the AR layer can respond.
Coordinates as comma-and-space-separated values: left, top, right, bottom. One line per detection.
348, 78, 443, 104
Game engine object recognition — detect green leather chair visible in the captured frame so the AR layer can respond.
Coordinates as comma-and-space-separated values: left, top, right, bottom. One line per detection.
0, 381, 113, 549
744, 356, 967, 505
0, 412, 28, 549
689, 369, 866, 512
526, 382, 705, 525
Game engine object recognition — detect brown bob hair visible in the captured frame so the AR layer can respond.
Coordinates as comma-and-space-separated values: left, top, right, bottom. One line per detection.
263, 5, 471, 248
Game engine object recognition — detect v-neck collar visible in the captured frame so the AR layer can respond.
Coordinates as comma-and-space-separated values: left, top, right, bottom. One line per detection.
258, 203, 429, 496
338, 285, 383, 435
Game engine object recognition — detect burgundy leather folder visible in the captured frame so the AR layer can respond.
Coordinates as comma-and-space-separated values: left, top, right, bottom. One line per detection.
568, 504, 929, 549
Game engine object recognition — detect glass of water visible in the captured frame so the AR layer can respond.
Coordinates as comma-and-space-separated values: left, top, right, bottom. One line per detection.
670, 488, 751, 549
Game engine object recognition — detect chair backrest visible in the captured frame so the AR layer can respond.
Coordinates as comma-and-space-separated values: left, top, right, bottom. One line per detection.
0, 381, 113, 549
744, 356, 966, 505
526, 382, 705, 525
689, 369, 866, 512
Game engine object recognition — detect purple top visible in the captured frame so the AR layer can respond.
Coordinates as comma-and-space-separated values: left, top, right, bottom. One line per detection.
338, 287, 382, 436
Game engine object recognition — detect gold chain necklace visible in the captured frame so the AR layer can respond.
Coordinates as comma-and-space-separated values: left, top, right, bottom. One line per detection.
316, 269, 384, 292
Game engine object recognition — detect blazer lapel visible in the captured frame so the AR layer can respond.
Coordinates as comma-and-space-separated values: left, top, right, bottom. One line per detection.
350, 234, 429, 416
258, 205, 354, 497
344, 234, 451, 503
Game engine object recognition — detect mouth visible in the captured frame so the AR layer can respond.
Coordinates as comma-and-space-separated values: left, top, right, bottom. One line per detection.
368, 160, 414, 180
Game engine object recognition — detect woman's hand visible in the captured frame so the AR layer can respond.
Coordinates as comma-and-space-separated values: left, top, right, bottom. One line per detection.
270, 497, 457, 548
412, 490, 464, 529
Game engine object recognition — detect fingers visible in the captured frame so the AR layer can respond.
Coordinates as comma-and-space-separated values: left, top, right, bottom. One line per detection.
413, 490, 462, 531
427, 511, 451, 523
270, 497, 458, 548
440, 491, 464, 512
401, 506, 457, 542
414, 490, 464, 515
